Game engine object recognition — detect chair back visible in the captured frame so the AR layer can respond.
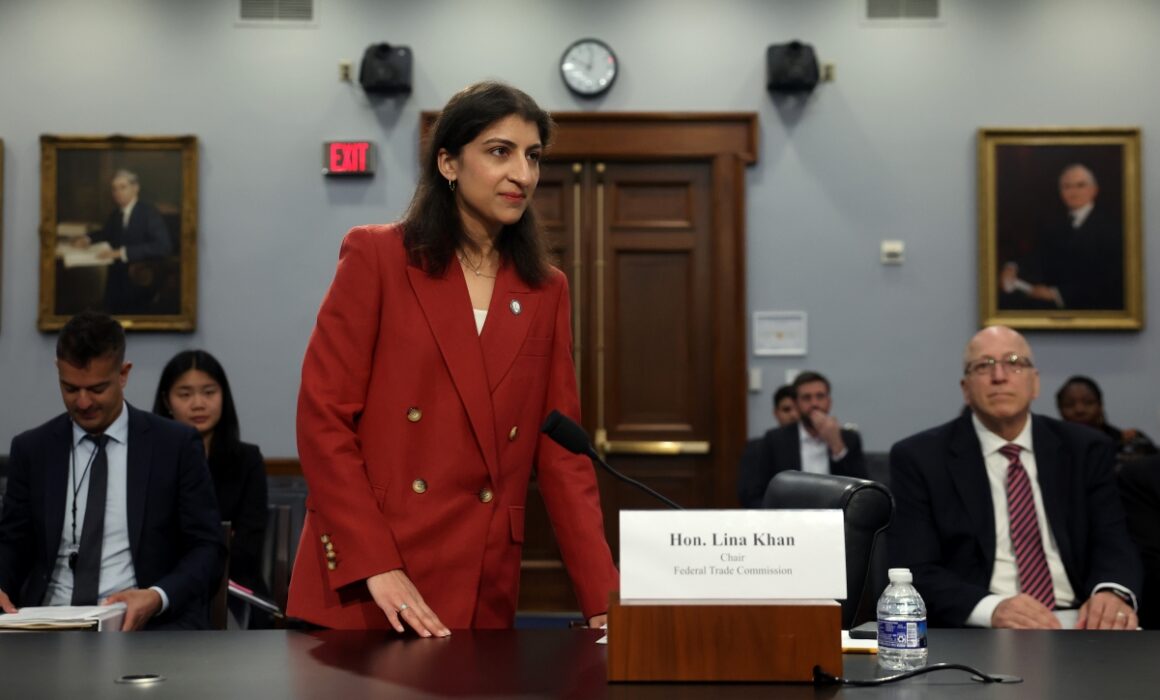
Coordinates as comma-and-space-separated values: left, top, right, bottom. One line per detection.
211, 521, 232, 630
262, 504, 293, 625
762, 471, 893, 628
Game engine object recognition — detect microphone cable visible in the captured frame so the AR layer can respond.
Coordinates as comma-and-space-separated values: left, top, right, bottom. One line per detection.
813, 663, 1023, 686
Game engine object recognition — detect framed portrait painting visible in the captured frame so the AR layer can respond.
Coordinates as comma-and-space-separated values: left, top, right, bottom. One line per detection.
38, 134, 198, 331
977, 127, 1142, 330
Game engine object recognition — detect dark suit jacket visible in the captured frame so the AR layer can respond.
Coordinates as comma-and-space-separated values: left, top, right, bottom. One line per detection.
90, 200, 172, 262
211, 442, 268, 596
737, 422, 867, 508
1000, 205, 1124, 311
88, 201, 172, 314
0, 405, 224, 629
888, 412, 1142, 627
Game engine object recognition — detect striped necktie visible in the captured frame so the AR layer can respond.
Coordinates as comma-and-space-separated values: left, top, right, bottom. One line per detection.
1000, 443, 1055, 609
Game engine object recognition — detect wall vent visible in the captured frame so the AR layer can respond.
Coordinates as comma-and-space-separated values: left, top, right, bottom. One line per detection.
867, 0, 939, 20
239, 0, 314, 23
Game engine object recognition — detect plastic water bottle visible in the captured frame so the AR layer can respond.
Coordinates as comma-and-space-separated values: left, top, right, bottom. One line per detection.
877, 567, 928, 671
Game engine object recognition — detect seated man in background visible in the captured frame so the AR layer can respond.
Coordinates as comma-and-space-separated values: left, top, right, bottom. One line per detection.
0, 311, 223, 630
737, 371, 867, 508
771, 384, 799, 427
890, 325, 1141, 629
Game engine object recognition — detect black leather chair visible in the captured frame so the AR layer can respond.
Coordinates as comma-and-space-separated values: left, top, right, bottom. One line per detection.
1117, 455, 1160, 629
212, 521, 232, 630
762, 471, 894, 629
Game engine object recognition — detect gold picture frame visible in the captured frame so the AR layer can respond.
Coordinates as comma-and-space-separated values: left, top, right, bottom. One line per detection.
39, 134, 198, 332
0, 138, 5, 333
978, 127, 1143, 330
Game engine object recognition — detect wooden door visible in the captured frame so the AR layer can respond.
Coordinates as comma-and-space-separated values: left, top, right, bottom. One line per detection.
516, 115, 758, 613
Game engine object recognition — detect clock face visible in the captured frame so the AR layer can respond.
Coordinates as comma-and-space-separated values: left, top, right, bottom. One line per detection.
560, 38, 618, 97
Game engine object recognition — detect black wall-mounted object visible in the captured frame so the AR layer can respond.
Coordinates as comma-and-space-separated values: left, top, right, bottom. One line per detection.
766, 41, 820, 93
358, 43, 413, 95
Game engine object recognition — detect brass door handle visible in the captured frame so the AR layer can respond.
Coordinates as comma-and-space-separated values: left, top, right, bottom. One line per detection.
597, 440, 711, 456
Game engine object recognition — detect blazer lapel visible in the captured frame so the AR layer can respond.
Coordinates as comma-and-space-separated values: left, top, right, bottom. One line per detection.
125, 405, 151, 559
407, 263, 499, 484
1030, 416, 1073, 570
479, 264, 538, 392
946, 415, 996, 570
42, 416, 72, 567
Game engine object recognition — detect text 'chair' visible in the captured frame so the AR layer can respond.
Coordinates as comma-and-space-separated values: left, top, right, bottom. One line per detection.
762, 471, 894, 629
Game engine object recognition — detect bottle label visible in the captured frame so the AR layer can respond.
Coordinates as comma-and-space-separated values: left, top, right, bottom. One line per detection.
877, 620, 928, 650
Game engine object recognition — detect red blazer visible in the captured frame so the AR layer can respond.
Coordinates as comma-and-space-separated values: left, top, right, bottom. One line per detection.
288, 225, 618, 629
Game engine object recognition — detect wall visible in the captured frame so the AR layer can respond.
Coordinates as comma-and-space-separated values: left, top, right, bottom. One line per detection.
0, 0, 1156, 455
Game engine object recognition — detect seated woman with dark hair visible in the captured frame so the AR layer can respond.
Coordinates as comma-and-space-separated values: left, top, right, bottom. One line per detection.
153, 350, 270, 604
1056, 375, 1157, 457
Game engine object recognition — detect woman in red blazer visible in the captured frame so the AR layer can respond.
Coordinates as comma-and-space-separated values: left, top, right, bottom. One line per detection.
288, 82, 619, 634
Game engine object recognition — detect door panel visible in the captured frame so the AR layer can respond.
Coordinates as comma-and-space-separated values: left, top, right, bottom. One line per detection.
499, 114, 756, 616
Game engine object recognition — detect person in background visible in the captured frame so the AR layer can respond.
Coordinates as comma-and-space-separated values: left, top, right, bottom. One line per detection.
1055, 375, 1157, 457
153, 350, 269, 606
736, 371, 867, 508
772, 384, 799, 427
288, 82, 618, 635
0, 312, 222, 630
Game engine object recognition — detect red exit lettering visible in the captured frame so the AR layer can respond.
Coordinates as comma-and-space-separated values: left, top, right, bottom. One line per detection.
328, 142, 370, 173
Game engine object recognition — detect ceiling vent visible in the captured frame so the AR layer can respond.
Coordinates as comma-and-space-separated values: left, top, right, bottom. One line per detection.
867, 0, 939, 20
239, 0, 314, 24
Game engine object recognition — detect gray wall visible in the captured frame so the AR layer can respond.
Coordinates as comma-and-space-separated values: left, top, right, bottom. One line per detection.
0, 0, 1156, 455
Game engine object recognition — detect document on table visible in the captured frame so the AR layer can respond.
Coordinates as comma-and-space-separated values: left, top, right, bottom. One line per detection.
55, 241, 115, 268
841, 630, 877, 654
0, 603, 127, 631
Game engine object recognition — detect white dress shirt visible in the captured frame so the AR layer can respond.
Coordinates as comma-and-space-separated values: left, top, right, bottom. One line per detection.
798, 423, 830, 475
966, 414, 1076, 626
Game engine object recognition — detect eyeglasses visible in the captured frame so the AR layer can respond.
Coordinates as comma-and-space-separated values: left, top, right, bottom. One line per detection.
964, 354, 1035, 376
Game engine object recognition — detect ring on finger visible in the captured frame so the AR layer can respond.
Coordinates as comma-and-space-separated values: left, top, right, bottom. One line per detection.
399, 603, 410, 613
1116, 611, 1127, 618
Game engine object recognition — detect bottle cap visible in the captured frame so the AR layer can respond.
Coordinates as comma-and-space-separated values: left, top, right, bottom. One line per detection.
887, 567, 913, 583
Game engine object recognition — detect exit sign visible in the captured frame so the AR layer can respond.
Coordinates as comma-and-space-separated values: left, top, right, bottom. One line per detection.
323, 141, 376, 176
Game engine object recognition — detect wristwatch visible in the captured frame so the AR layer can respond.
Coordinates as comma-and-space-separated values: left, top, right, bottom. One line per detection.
1102, 587, 1135, 608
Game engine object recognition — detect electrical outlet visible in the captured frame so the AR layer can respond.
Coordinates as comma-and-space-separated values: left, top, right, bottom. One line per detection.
881, 240, 905, 264
339, 60, 352, 82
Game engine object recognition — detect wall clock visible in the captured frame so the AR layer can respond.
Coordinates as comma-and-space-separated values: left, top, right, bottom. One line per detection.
560, 38, 618, 98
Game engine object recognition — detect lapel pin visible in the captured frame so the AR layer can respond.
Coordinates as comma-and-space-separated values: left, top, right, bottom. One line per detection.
509, 299, 522, 316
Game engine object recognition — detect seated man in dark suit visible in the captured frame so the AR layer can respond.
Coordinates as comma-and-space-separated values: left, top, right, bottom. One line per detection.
737, 371, 867, 507
889, 325, 1141, 629
0, 311, 223, 630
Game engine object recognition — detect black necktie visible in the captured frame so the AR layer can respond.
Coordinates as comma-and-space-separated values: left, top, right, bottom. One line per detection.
72, 434, 109, 605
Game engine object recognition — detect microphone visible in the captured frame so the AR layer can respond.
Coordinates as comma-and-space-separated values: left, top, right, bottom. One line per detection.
540, 410, 683, 510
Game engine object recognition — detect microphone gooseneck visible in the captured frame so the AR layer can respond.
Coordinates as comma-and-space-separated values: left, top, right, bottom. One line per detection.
540, 410, 684, 510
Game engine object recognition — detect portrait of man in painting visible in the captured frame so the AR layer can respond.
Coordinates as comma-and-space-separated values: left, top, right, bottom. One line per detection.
995, 145, 1125, 312
979, 128, 1141, 332
40, 135, 197, 331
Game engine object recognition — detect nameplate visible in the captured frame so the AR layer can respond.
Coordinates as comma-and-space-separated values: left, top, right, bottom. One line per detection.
619, 510, 846, 602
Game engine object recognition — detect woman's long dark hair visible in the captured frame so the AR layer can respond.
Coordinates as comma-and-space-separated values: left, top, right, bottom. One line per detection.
402, 81, 554, 286
152, 349, 242, 464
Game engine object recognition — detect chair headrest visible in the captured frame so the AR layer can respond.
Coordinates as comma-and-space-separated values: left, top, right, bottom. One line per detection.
761, 471, 893, 530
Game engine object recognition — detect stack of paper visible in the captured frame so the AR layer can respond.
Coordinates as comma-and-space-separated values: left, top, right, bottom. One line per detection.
0, 603, 126, 632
